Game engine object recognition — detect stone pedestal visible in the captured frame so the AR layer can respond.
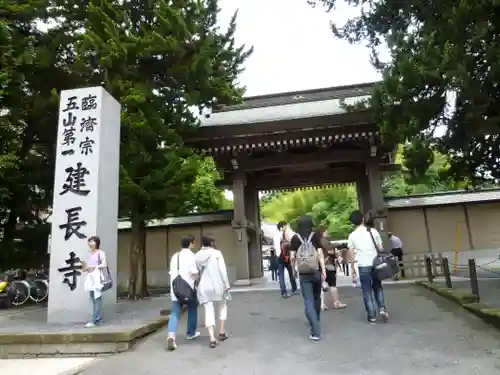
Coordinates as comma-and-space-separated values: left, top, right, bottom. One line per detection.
48, 87, 121, 324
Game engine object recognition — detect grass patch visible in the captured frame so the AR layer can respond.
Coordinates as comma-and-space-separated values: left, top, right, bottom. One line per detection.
415, 281, 500, 330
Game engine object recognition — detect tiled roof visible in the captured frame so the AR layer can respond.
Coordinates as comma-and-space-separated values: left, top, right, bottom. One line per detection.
385, 189, 500, 209
201, 95, 371, 127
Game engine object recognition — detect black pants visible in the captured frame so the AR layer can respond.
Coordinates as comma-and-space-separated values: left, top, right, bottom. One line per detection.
271, 269, 278, 281
391, 248, 405, 278
342, 263, 349, 276
278, 259, 297, 295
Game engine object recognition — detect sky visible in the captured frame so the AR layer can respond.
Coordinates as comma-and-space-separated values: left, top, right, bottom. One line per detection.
217, 0, 381, 200
217, 0, 381, 96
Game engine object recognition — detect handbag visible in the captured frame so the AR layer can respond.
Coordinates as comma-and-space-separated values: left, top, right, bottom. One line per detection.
98, 252, 114, 292
367, 227, 399, 281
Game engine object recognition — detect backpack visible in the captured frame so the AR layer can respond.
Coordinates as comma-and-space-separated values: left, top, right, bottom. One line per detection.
171, 252, 196, 303
280, 236, 290, 263
296, 233, 319, 274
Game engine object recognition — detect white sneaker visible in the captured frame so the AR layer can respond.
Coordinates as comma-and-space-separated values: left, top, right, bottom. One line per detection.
84, 322, 96, 328
166, 336, 177, 351
308, 334, 320, 341
186, 331, 201, 340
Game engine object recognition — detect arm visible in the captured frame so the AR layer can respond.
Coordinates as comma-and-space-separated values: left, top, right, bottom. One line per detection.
347, 237, 357, 277
97, 251, 107, 269
189, 254, 199, 280
317, 248, 326, 274
372, 229, 383, 251
217, 254, 230, 289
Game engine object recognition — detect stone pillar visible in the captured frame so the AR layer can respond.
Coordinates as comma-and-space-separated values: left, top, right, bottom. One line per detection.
245, 177, 262, 280
232, 172, 250, 282
48, 87, 121, 324
356, 174, 372, 213
366, 159, 390, 250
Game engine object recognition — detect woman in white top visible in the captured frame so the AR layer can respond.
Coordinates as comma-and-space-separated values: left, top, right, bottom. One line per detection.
82, 236, 107, 328
347, 211, 389, 324
195, 235, 231, 348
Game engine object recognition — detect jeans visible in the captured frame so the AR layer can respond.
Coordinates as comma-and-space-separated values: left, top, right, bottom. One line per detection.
167, 299, 198, 337
278, 259, 297, 295
358, 266, 386, 320
89, 291, 102, 324
299, 271, 322, 337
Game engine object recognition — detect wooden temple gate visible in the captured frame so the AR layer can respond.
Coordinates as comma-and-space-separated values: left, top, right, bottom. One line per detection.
186, 82, 399, 283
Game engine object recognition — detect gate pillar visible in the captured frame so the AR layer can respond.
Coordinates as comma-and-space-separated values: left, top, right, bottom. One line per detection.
244, 176, 263, 279
356, 174, 372, 213
365, 160, 390, 250
232, 172, 250, 282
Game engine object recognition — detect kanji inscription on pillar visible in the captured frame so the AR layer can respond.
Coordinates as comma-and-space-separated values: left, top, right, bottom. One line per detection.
48, 87, 121, 324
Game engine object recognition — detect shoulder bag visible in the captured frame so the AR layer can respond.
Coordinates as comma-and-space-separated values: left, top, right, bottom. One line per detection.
172, 252, 196, 303
98, 251, 113, 292
367, 227, 399, 281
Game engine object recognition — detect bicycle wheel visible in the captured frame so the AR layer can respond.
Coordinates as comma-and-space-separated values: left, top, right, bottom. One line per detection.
30, 279, 49, 303
10, 280, 31, 306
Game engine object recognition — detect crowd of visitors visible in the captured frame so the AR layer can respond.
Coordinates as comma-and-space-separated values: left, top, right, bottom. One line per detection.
165, 210, 401, 348
272, 210, 401, 339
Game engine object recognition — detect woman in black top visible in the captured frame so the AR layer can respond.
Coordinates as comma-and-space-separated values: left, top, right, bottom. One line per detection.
317, 226, 346, 310
289, 216, 326, 341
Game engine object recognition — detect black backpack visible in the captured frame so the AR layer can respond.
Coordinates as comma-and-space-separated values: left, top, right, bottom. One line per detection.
172, 251, 196, 303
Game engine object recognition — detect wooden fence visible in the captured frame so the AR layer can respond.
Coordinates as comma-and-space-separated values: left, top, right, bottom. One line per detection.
399, 253, 444, 279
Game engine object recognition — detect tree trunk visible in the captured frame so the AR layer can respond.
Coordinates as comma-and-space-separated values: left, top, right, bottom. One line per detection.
127, 217, 141, 300
137, 220, 150, 298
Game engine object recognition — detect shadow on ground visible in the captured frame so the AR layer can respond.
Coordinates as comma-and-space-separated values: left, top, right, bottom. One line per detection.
78, 284, 500, 375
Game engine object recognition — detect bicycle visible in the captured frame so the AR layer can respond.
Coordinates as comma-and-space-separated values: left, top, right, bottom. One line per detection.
29, 268, 49, 303
2, 269, 31, 306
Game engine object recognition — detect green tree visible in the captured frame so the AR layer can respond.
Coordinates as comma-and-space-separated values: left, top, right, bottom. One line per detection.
185, 157, 232, 213
384, 146, 466, 196
64, 0, 251, 298
309, 0, 500, 183
261, 186, 358, 239
0, 1, 84, 266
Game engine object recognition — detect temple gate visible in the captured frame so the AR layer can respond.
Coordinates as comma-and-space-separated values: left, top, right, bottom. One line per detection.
186, 82, 399, 282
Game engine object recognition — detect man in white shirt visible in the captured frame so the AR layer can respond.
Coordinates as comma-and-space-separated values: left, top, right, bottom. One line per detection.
348, 211, 389, 324
389, 232, 405, 278
166, 235, 200, 351
273, 221, 298, 298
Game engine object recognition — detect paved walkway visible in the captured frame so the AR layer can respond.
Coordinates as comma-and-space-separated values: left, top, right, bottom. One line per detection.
0, 357, 97, 374
76, 284, 500, 375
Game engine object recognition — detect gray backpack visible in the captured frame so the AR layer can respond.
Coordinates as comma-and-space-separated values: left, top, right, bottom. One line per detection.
296, 233, 318, 274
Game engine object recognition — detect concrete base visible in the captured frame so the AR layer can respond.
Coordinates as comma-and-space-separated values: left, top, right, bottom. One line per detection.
0, 315, 169, 358
233, 279, 251, 286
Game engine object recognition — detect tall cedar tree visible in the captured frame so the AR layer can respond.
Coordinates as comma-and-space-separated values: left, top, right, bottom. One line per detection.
57, 0, 252, 298
309, 0, 500, 184
0, 1, 85, 266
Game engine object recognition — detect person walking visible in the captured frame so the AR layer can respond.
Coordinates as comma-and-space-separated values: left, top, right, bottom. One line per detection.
317, 226, 346, 310
195, 235, 231, 349
273, 221, 298, 298
389, 232, 405, 279
269, 249, 278, 281
166, 235, 200, 351
348, 210, 389, 324
289, 216, 326, 341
